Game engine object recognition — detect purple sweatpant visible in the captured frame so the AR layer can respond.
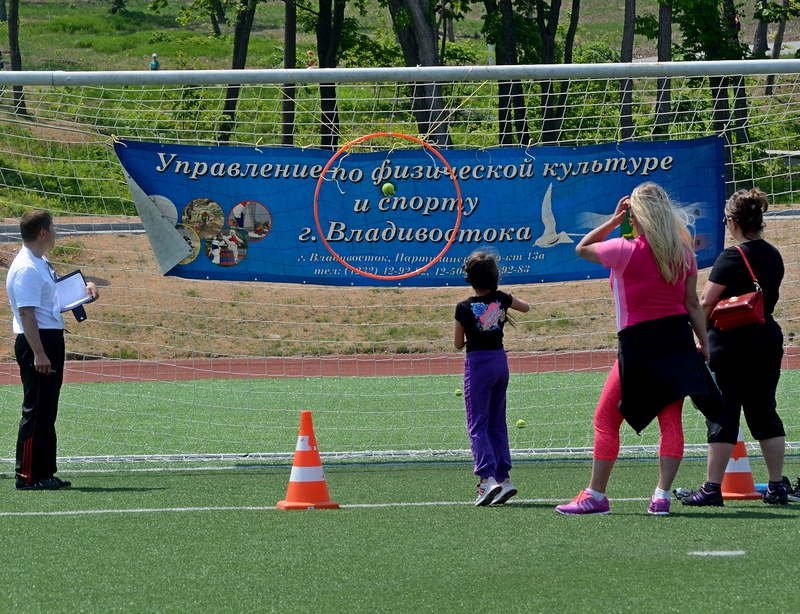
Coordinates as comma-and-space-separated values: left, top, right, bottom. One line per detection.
464, 349, 512, 481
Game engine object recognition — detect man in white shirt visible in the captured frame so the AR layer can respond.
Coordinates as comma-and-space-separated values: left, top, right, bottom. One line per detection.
6, 211, 98, 490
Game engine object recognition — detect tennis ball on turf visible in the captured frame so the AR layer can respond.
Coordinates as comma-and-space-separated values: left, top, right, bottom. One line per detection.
382, 182, 395, 196
516, 419, 527, 428
455, 389, 463, 396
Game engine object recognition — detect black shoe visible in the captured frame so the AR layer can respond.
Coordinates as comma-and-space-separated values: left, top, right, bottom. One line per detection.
788, 477, 800, 503
15, 477, 62, 490
680, 482, 724, 507
52, 477, 71, 488
763, 482, 789, 505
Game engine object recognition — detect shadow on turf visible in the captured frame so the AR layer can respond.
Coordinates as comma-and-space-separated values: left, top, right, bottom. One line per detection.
676, 508, 799, 520
65, 487, 166, 493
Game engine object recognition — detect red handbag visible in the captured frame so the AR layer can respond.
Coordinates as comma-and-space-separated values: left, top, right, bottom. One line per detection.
710, 245, 765, 330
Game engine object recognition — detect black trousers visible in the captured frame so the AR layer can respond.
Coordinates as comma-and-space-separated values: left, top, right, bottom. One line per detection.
15, 329, 65, 484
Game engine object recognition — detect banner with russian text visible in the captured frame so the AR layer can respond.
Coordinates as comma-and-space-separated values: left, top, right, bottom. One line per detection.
113, 136, 725, 286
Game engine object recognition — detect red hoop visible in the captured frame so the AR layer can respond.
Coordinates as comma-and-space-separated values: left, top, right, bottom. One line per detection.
313, 132, 463, 281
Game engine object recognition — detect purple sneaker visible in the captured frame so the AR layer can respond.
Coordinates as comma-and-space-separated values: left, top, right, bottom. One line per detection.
648, 496, 670, 515
555, 489, 610, 515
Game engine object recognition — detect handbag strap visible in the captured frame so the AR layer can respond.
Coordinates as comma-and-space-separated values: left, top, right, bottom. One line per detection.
734, 245, 762, 292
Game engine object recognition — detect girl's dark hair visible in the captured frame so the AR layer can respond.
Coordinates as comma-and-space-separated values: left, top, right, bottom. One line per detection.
463, 251, 499, 291
726, 188, 769, 235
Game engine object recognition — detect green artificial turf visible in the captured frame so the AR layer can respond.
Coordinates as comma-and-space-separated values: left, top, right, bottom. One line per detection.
0, 458, 798, 613
2, 370, 799, 461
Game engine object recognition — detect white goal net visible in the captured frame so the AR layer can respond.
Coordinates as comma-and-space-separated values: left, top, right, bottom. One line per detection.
0, 60, 798, 463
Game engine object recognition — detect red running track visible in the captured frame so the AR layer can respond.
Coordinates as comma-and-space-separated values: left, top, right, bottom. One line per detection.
1, 348, 799, 384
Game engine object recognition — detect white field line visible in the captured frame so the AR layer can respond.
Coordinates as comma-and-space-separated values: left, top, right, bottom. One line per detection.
0, 497, 654, 517
687, 551, 746, 557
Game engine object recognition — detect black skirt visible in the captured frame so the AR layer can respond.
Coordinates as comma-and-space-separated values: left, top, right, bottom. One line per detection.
617, 314, 726, 434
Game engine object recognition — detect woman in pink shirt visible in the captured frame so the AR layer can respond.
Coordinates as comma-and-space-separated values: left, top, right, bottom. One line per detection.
555, 182, 726, 516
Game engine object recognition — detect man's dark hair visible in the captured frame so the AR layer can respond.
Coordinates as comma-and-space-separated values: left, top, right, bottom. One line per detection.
20, 210, 53, 243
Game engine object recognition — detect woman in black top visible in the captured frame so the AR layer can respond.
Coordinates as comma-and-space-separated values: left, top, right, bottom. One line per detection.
684, 188, 788, 506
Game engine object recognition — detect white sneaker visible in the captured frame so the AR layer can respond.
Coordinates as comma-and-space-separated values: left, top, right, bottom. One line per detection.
491, 478, 518, 505
475, 477, 502, 506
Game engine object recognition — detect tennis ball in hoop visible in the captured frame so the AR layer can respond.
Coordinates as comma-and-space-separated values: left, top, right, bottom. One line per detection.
516, 419, 527, 428
382, 182, 395, 196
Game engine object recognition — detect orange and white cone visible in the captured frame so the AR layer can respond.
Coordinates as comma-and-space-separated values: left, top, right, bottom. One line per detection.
721, 426, 761, 500
276, 411, 339, 510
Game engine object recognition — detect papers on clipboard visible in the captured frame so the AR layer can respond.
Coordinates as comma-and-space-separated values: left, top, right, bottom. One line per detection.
56, 270, 94, 312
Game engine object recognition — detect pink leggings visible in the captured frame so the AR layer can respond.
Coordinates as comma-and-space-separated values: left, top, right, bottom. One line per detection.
593, 361, 684, 461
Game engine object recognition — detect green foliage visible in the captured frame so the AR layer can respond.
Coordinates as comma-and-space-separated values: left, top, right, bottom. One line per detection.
754, 0, 800, 23
480, 6, 544, 65
671, 0, 749, 61
339, 24, 405, 68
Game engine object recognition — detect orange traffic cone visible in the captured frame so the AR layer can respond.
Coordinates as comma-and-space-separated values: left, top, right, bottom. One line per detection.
721, 426, 761, 500
276, 411, 339, 510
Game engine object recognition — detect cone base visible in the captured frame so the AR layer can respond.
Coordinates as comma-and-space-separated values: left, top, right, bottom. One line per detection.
276, 500, 339, 510
722, 492, 761, 500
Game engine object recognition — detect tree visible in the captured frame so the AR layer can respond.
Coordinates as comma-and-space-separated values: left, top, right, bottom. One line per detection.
482, 0, 533, 146
7, 0, 28, 116
314, 0, 347, 149
765, 0, 800, 94
218, 0, 258, 142
653, 1, 672, 135
386, 0, 452, 147
282, 0, 297, 146
541, 0, 581, 143
753, 1, 769, 55
619, 0, 636, 140
535, 0, 561, 143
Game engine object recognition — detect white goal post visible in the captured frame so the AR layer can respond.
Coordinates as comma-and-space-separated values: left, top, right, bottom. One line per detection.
0, 60, 798, 463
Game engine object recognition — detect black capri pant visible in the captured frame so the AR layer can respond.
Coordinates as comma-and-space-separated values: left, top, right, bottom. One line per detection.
706, 320, 784, 444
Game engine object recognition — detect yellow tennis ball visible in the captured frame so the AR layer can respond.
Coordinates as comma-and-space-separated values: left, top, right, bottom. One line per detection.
382, 182, 395, 196
455, 389, 463, 396
516, 419, 527, 428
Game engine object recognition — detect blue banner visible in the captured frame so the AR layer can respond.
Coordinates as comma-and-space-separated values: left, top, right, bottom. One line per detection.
114, 136, 725, 286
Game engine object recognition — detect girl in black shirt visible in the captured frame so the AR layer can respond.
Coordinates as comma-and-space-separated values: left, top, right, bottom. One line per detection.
454, 251, 530, 506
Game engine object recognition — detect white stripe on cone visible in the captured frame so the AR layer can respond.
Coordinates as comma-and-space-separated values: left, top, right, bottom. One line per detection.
289, 465, 326, 483
295, 435, 316, 452
725, 456, 753, 473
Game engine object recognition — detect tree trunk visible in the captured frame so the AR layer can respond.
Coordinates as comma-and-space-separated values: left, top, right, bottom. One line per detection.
7, 0, 28, 116
485, 0, 531, 146
0, 0, 7, 22
753, 1, 769, 56
316, 0, 346, 150
219, 0, 257, 143
210, 13, 222, 36
282, 0, 297, 146
215, 0, 228, 26
720, 0, 748, 145
653, 1, 672, 136
544, 0, 580, 144
536, 0, 562, 144
619, 0, 636, 141
387, 0, 452, 147
765, 0, 789, 94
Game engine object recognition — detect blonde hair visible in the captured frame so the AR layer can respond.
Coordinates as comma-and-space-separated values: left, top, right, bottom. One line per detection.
628, 182, 694, 284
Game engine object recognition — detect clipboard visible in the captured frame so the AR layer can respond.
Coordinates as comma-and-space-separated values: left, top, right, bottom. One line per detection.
56, 270, 96, 313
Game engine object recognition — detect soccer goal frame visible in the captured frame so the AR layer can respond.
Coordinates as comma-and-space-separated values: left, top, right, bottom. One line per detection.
0, 59, 799, 464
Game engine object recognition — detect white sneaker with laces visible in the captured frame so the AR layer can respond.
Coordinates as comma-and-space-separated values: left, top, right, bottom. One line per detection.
475, 477, 502, 506
491, 478, 518, 505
